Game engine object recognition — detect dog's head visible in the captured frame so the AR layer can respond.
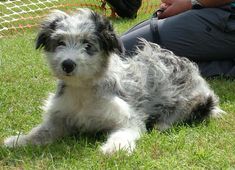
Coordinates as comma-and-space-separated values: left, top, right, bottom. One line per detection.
36, 9, 122, 84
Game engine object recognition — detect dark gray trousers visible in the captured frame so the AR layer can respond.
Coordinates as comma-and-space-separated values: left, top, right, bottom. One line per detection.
121, 8, 235, 77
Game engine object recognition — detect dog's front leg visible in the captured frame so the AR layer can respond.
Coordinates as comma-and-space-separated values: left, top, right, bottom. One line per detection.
4, 90, 71, 148
101, 127, 144, 154
4, 116, 68, 148
100, 97, 146, 154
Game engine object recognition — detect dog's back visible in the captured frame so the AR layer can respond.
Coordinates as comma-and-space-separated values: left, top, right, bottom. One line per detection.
110, 40, 223, 130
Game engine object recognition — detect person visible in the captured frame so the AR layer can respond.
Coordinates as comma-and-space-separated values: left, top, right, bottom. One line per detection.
121, 0, 235, 77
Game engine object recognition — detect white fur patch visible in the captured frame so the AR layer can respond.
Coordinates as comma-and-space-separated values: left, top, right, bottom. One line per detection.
100, 128, 141, 154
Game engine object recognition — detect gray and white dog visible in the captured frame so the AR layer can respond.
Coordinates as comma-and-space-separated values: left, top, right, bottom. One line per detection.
4, 9, 225, 154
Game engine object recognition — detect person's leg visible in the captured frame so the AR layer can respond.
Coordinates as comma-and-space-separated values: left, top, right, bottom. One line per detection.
121, 8, 235, 77
122, 19, 151, 35
120, 20, 155, 55
157, 8, 235, 77
157, 8, 235, 61
198, 60, 235, 77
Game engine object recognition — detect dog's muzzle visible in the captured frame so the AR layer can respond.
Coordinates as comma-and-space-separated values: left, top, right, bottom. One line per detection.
61, 59, 76, 74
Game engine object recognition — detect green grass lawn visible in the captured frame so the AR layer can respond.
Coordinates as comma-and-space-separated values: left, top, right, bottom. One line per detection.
1, 2, 235, 170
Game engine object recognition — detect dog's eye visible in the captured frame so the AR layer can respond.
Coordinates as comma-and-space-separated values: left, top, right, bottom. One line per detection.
57, 41, 66, 46
85, 43, 92, 51
82, 40, 97, 55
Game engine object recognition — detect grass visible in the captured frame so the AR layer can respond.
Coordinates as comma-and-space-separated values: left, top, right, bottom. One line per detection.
0, 2, 235, 170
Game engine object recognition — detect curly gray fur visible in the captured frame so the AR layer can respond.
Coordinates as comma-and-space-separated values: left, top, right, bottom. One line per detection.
97, 39, 220, 130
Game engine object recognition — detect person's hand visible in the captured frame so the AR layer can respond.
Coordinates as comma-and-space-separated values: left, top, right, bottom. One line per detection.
157, 0, 192, 19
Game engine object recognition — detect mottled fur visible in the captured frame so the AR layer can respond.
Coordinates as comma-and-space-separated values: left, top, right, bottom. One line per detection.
4, 9, 225, 154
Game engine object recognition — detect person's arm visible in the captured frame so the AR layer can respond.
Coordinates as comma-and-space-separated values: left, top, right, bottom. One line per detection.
158, 0, 235, 19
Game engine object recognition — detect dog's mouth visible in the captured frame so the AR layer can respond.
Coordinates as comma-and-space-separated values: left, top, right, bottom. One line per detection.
64, 73, 74, 77
54, 71, 75, 80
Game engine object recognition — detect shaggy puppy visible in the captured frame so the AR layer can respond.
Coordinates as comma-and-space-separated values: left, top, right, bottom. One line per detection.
4, 9, 224, 154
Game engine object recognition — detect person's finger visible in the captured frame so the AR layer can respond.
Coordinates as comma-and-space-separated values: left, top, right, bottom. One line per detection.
156, 8, 165, 16
158, 0, 191, 19
160, 3, 169, 9
157, 5, 176, 19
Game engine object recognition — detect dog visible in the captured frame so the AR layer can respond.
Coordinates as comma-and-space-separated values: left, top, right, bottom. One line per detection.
4, 8, 225, 154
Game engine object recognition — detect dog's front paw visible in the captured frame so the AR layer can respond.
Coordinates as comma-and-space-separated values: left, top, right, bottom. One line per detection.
4, 135, 27, 148
100, 139, 135, 155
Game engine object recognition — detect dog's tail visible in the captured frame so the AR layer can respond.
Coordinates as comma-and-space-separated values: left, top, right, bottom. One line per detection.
187, 95, 226, 124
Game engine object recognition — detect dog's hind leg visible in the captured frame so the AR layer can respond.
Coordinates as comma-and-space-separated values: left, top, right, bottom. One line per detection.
210, 106, 227, 118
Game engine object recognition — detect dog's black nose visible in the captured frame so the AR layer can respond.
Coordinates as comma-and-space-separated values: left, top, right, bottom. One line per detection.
62, 59, 76, 74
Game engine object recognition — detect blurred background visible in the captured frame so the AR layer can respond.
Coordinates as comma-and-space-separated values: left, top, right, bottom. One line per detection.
0, 0, 160, 38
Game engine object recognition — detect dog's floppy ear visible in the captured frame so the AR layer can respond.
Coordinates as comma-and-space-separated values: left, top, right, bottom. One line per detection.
90, 12, 123, 55
35, 10, 68, 50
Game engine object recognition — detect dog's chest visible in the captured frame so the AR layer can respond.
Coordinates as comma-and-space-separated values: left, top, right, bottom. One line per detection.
60, 88, 117, 132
